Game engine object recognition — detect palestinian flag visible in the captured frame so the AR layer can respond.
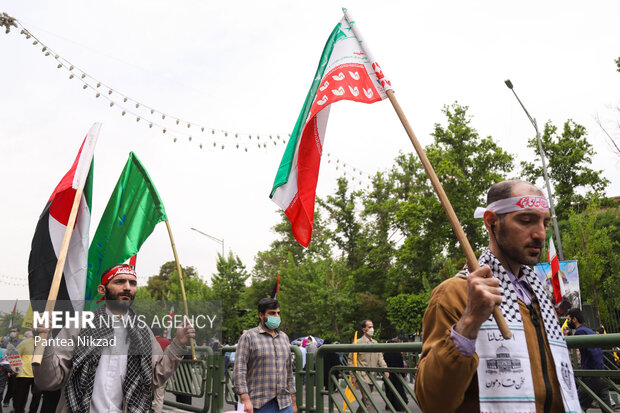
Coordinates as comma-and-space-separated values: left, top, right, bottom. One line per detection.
86, 152, 167, 306
7, 300, 17, 329
270, 9, 390, 247
28, 123, 100, 312
548, 234, 562, 305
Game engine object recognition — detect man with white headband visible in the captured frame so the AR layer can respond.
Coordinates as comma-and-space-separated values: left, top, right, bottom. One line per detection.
415, 180, 580, 412
33, 264, 196, 413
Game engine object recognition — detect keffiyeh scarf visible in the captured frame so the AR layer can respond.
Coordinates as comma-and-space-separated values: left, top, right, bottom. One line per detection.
65, 305, 153, 413
468, 248, 580, 413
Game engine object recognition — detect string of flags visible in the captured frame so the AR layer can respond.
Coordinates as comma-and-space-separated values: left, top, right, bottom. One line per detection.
4, 15, 375, 189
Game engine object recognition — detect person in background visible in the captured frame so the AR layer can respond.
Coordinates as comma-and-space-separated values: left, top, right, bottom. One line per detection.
350, 320, 388, 413
13, 331, 41, 413
566, 308, 612, 411
2, 327, 22, 408
383, 338, 408, 412
152, 327, 172, 413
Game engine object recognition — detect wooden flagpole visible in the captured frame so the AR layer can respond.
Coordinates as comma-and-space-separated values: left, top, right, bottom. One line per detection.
386, 89, 512, 339
32, 187, 84, 365
165, 220, 196, 360
340, 7, 510, 339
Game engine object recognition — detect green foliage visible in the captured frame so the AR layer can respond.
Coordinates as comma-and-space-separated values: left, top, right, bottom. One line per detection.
521, 120, 610, 219
141, 261, 208, 301
386, 290, 431, 335
211, 252, 250, 342
561, 203, 620, 321
0, 311, 24, 334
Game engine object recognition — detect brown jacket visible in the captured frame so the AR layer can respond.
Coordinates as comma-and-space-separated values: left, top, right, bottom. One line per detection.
414, 277, 565, 413
33, 326, 185, 413
349, 335, 388, 384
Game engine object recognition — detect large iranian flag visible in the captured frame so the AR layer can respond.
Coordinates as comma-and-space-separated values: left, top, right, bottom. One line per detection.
270, 9, 390, 247
28, 123, 100, 312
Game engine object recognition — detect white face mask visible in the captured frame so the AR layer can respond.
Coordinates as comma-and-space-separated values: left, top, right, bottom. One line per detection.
366, 328, 374, 337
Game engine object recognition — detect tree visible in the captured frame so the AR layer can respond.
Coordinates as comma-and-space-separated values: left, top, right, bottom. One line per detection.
211, 252, 250, 342
561, 203, 620, 322
141, 261, 206, 301
521, 120, 610, 219
383, 103, 513, 293
318, 177, 363, 270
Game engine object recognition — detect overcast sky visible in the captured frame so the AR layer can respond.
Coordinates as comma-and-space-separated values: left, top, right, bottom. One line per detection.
1, 1, 618, 300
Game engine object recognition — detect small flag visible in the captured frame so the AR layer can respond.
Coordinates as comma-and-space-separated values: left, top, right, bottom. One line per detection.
7, 300, 17, 329
271, 274, 280, 299
28, 123, 99, 312
166, 305, 175, 340
86, 152, 167, 305
270, 9, 390, 247
548, 234, 562, 305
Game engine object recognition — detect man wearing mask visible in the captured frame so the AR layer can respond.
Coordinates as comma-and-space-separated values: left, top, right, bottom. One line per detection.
2, 327, 23, 408
233, 298, 296, 413
350, 320, 388, 413
415, 180, 580, 412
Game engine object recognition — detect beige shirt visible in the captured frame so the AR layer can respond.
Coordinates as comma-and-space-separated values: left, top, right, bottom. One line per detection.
349, 334, 388, 384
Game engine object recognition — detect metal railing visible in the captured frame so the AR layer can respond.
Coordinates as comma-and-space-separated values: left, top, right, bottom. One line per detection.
162, 334, 620, 413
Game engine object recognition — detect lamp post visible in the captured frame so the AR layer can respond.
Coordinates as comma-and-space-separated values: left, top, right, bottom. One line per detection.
504, 79, 564, 260
190, 227, 225, 257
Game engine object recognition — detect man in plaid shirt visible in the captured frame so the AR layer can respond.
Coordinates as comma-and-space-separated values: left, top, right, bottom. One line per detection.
233, 298, 296, 413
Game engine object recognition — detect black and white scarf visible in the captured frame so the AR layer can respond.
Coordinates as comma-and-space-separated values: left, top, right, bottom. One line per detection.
467, 248, 580, 413
65, 305, 153, 413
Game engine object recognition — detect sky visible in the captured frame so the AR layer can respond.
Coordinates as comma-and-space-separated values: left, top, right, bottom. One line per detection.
1, 1, 618, 300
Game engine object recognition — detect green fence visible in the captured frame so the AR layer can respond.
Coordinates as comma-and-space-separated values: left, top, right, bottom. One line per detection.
163, 334, 620, 413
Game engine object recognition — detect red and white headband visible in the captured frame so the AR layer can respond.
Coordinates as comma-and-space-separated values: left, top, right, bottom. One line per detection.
101, 264, 137, 286
474, 195, 549, 218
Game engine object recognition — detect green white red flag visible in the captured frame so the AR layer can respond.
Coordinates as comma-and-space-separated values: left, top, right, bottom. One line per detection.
270, 9, 390, 247
548, 234, 562, 304
86, 152, 167, 305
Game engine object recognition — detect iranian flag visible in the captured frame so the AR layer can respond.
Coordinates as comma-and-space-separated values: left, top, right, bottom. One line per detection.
86, 152, 167, 305
548, 234, 563, 305
270, 9, 390, 247
28, 123, 100, 311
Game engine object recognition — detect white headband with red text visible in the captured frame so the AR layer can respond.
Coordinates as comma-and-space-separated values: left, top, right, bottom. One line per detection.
473, 195, 549, 218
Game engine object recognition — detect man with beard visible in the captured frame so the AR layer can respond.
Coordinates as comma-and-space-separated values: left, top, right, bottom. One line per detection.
233, 298, 296, 413
33, 264, 195, 413
566, 307, 612, 411
415, 180, 581, 413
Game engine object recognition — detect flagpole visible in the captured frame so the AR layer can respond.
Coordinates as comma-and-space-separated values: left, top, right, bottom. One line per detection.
385, 89, 511, 339
32, 187, 84, 365
165, 220, 196, 360
340, 8, 510, 339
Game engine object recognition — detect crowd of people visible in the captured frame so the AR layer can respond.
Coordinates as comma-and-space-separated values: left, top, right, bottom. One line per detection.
2, 178, 615, 413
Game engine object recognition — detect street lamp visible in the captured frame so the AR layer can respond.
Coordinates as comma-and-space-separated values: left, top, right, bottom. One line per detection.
190, 227, 225, 257
504, 79, 564, 260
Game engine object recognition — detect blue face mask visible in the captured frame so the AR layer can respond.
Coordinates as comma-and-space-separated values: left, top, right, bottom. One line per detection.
265, 316, 281, 330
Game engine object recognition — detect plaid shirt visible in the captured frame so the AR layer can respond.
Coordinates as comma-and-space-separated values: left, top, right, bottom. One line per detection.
233, 324, 295, 409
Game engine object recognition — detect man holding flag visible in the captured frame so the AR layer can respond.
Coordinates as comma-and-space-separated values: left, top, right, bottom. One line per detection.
33, 263, 195, 413
415, 180, 580, 412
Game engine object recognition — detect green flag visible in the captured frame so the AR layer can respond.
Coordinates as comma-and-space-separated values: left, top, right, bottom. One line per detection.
86, 152, 167, 304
